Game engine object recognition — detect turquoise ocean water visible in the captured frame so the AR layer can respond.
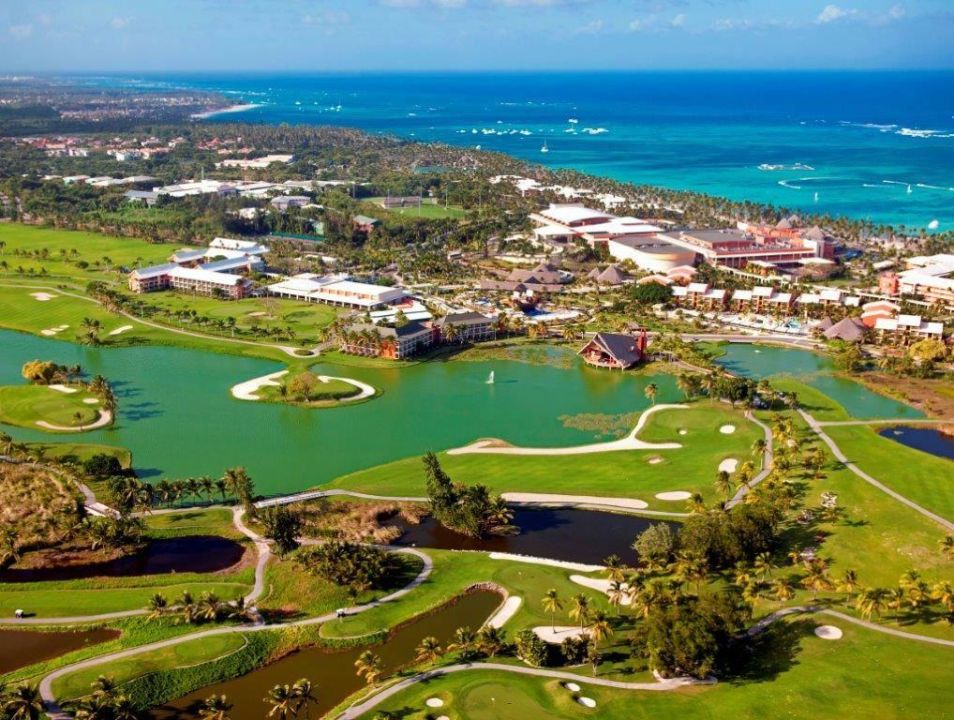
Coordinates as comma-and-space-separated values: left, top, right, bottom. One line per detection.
78, 71, 952, 230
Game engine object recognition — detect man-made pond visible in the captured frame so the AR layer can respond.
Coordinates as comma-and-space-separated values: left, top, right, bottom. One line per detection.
0, 536, 245, 583
878, 426, 954, 460
393, 508, 665, 565
0, 628, 120, 674
0, 331, 919, 496
0, 330, 677, 495
154, 589, 502, 720
716, 343, 923, 420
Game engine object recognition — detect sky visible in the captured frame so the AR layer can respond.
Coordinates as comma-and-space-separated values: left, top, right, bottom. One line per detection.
0, 0, 952, 72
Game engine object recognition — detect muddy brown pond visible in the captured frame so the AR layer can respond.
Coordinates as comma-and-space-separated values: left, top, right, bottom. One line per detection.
0, 628, 121, 674
154, 590, 502, 720
0, 536, 245, 583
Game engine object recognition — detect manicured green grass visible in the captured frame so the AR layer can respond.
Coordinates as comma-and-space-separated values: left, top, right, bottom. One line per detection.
0, 224, 170, 286
367, 198, 467, 219
824, 424, 954, 520
256, 376, 361, 405
24, 442, 132, 467
52, 632, 248, 701
0, 384, 102, 431
357, 616, 954, 720
769, 377, 851, 421
329, 403, 761, 510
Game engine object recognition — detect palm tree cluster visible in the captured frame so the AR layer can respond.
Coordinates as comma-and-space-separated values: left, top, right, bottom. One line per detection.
262, 679, 315, 720
294, 541, 400, 593
65, 675, 142, 720
422, 452, 513, 538
145, 590, 255, 625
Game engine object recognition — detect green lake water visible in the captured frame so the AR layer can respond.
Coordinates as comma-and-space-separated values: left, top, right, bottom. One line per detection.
0, 330, 678, 495
0, 331, 920, 495
716, 343, 924, 420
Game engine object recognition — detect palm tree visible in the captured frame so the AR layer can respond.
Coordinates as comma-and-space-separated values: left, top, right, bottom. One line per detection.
354, 650, 382, 685
110, 696, 141, 720
290, 679, 316, 719
541, 589, 562, 632
476, 626, 506, 657
644, 383, 658, 406
146, 593, 168, 620
607, 581, 626, 616
448, 626, 476, 660
714, 470, 734, 500
939, 535, 954, 558
752, 552, 776, 581
569, 592, 590, 630
199, 695, 232, 720
586, 641, 602, 676
751, 438, 767, 467
837, 569, 860, 604
4, 684, 43, 720
588, 610, 613, 648
772, 577, 795, 603
263, 684, 294, 720
414, 636, 443, 665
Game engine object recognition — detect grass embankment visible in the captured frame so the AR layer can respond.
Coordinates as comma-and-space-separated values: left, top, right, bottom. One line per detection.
255, 375, 363, 408
0, 462, 83, 549
823, 424, 954, 522
0, 384, 103, 431
330, 403, 760, 510
0, 509, 254, 618
357, 615, 953, 720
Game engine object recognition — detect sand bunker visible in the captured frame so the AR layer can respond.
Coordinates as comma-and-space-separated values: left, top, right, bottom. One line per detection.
487, 596, 522, 628
570, 575, 632, 605
30, 292, 55, 301
564, 682, 581, 692
108, 325, 133, 336
655, 491, 692, 501
647, 456, 663, 464
41, 324, 69, 336
502, 492, 648, 511
719, 424, 736, 434
718, 458, 739, 473
678, 429, 688, 435
425, 698, 444, 708
83, 398, 99, 405
814, 625, 843, 640
578, 697, 597, 708
49, 384, 78, 394
533, 626, 591, 643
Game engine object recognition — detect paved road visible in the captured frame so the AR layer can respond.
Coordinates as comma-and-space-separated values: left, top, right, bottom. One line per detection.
799, 409, 954, 532
726, 410, 774, 509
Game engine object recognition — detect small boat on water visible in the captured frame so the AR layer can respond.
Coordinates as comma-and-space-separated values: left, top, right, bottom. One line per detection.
541, 140, 549, 153
486, 371, 495, 384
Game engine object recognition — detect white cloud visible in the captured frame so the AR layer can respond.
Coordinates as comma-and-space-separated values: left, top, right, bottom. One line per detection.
670, 13, 686, 28
37, 13, 53, 27
887, 3, 905, 20
573, 18, 604, 34
816, 4, 854, 24
8, 24, 33, 39
110, 16, 131, 30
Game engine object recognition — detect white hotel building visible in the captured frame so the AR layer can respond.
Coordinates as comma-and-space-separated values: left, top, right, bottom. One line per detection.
267, 273, 407, 309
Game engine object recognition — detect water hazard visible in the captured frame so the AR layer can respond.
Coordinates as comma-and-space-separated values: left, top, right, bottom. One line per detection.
0, 628, 121, 674
154, 590, 502, 720
878, 426, 954, 460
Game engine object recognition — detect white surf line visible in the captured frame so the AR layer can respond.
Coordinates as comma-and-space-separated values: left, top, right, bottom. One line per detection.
230, 370, 289, 400
448, 404, 687, 456
487, 596, 522, 628
36, 410, 113, 432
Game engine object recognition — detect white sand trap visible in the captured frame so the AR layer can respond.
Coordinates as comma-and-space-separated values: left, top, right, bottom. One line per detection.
49, 384, 78, 394
436, 716, 450, 720
533, 626, 591, 644
647, 456, 664, 465
30, 292, 55, 301
449, 404, 686, 456
678, 429, 688, 435
655, 491, 692, 502
83, 398, 99, 405
230, 370, 289, 400
564, 682, 581, 692
317, 375, 376, 401
814, 625, 843, 640
37, 409, 112, 432
41, 329, 57, 336
502, 492, 648, 511
719, 424, 736, 435
425, 698, 444, 708
570, 575, 632, 605
108, 325, 133, 336
718, 458, 738, 473
488, 553, 603, 573
247, 311, 268, 317
487, 596, 522, 629
578, 697, 597, 708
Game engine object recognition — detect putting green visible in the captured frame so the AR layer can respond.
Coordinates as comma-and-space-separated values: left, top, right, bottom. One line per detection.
0, 384, 102, 431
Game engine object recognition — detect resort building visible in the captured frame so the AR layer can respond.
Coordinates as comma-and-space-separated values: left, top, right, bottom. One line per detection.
270, 195, 311, 212
353, 215, 380, 233
603, 235, 697, 273
339, 321, 436, 360
128, 263, 179, 293
434, 312, 496, 343
267, 273, 407, 309
893, 254, 954, 308
215, 154, 294, 169
873, 315, 945, 346
823, 317, 867, 343
672, 283, 727, 311
578, 332, 647, 370
167, 266, 252, 299
478, 262, 573, 295
659, 228, 821, 269
588, 264, 630, 286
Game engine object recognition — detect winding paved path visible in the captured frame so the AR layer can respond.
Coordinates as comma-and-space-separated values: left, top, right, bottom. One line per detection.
336, 662, 711, 719
798, 409, 954, 532
36, 546, 434, 717
725, 411, 774, 509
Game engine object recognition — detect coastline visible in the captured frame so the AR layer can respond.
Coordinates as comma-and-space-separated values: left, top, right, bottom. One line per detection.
190, 103, 262, 120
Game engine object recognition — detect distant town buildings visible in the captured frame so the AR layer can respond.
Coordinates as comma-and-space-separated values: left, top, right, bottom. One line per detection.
215, 154, 294, 169
879, 254, 954, 308
128, 237, 267, 297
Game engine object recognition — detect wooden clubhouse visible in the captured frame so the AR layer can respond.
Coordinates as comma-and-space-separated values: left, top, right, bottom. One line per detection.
578, 331, 647, 370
